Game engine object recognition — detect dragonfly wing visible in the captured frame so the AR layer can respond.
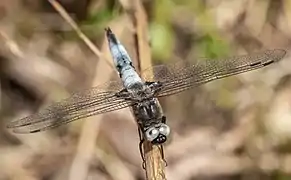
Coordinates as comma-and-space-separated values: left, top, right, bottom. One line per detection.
142, 49, 286, 97
6, 80, 134, 133
10, 98, 134, 133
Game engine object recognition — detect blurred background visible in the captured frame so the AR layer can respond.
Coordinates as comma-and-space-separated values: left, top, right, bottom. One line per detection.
0, 0, 291, 180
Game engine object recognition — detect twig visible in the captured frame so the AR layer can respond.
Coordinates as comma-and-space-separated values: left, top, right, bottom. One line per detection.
119, 0, 167, 179
47, 0, 114, 69
0, 30, 23, 58
45, 1, 112, 180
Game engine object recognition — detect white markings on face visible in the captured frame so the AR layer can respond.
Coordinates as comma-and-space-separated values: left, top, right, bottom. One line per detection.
145, 127, 159, 141
159, 124, 170, 136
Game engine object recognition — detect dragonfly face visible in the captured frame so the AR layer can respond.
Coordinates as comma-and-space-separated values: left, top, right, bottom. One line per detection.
145, 123, 170, 144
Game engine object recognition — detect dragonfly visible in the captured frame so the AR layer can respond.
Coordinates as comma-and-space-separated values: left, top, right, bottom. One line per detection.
6, 27, 286, 167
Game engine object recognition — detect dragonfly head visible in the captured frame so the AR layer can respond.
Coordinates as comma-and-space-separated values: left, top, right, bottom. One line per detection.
145, 123, 170, 144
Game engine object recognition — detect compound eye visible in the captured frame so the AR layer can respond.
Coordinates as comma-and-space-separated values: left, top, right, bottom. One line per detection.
145, 127, 159, 141
159, 124, 170, 136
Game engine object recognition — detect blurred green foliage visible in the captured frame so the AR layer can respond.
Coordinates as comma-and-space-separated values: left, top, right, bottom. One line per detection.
55, 0, 232, 62
55, 0, 120, 41
63, 0, 232, 62
196, 33, 230, 59
273, 173, 291, 180
58, 0, 231, 62
150, 0, 230, 62
80, 2, 119, 38
149, 0, 174, 61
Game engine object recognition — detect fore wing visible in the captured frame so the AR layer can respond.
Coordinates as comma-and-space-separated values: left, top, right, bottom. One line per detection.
6, 81, 134, 133
142, 49, 286, 97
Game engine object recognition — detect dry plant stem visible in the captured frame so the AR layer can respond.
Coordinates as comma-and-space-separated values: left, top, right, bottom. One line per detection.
125, 0, 166, 179
144, 141, 167, 180
46, 1, 106, 180
0, 31, 24, 57
47, 0, 114, 69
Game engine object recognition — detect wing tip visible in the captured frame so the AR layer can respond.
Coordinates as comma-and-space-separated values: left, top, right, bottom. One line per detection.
11, 129, 38, 134
266, 49, 287, 61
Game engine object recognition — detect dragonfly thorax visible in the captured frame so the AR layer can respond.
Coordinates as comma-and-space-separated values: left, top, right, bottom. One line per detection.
125, 82, 156, 102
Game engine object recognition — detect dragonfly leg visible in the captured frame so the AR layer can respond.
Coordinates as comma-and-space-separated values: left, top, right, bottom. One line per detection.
160, 116, 168, 166
160, 145, 168, 167
161, 116, 167, 123
138, 126, 146, 169
140, 139, 146, 169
